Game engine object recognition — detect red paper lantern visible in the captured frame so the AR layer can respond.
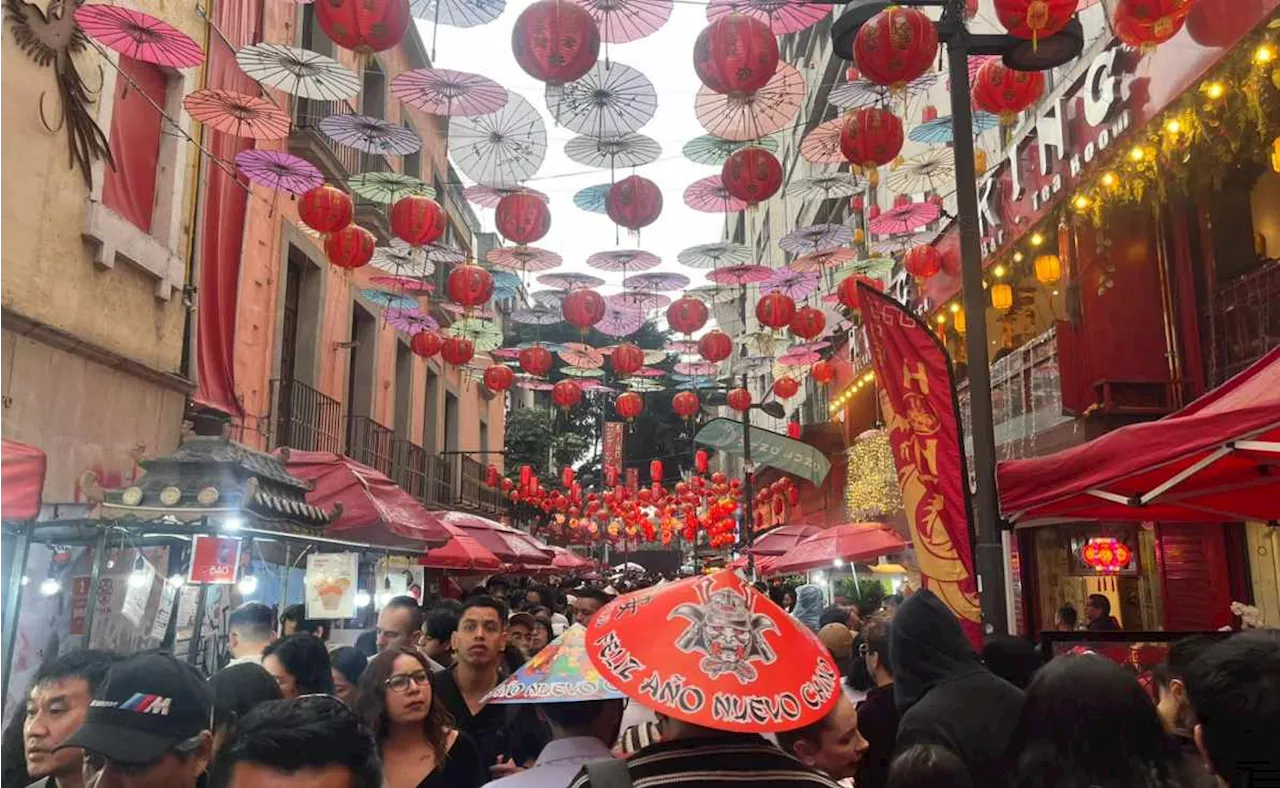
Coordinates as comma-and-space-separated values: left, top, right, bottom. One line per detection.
606, 175, 663, 231
495, 193, 551, 245
445, 264, 494, 308
520, 465, 534, 488
666, 296, 709, 335
837, 273, 883, 310
440, 336, 474, 367
850, 194, 865, 214
840, 107, 905, 171
483, 364, 515, 392
650, 459, 663, 483
721, 147, 783, 206
903, 244, 944, 279
755, 292, 796, 330
299, 185, 353, 234
673, 391, 701, 421
390, 195, 445, 247
316, 0, 411, 54
697, 330, 733, 363
410, 330, 442, 359
562, 466, 575, 489
512, 0, 600, 86
1112, 0, 1194, 50
787, 422, 801, 439
853, 7, 939, 89
552, 379, 583, 410
972, 60, 1045, 124
325, 224, 375, 270
693, 15, 779, 96
1080, 536, 1134, 573
812, 359, 836, 385
789, 306, 826, 340
773, 376, 799, 399
694, 448, 709, 473
562, 289, 607, 333
519, 344, 553, 377
1186, 0, 1261, 47
611, 343, 646, 377
994, 0, 1080, 46
726, 387, 752, 412
616, 391, 644, 421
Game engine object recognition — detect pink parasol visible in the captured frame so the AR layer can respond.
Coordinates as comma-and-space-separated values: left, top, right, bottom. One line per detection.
560, 342, 605, 369
491, 347, 521, 359
487, 246, 562, 273
390, 67, 509, 117
183, 90, 291, 139
705, 0, 828, 34
789, 248, 855, 272
517, 378, 555, 391
441, 302, 497, 319
537, 272, 606, 290
778, 349, 821, 366
798, 117, 846, 165
683, 175, 749, 214
632, 367, 665, 378
761, 268, 820, 300
828, 72, 939, 110
576, 0, 672, 43
384, 308, 438, 334
780, 224, 853, 256
234, 149, 322, 195
76, 5, 205, 68
464, 184, 550, 209
609, 291, 670, 311
674, 361, 720, 376
788, 340, 832, 354
320, 114, 421, 156
596, 305, 645, 337
371, 276, 435, 296
868, 198, 943, 236
664, 339, 699, 355
586, 249, 661, 273
706, 264, 772, 286
695, 62, 804, 142
622, 272, 690, 292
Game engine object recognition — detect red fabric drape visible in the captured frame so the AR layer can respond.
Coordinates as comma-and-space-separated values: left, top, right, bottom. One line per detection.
1, 439, 47, 520
192, 0, 261, 416
102, 55, 165, 232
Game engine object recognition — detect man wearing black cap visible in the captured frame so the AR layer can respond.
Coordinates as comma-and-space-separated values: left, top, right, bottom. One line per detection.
60, 652, 213, 788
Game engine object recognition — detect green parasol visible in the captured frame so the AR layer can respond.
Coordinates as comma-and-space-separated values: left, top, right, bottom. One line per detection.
348, 171, 435, 204
681, 135, 778, 166
444, 317, 503, 352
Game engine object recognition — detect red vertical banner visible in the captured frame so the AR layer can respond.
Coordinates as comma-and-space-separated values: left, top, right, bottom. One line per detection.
603, 421, 624, 474
857, 285, 983, 647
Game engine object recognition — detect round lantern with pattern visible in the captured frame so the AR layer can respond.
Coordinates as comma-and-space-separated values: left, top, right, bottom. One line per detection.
773, 376, 799, 399
562, 289, 607, 333
666, 296, 708, 335
1080, 536, 1134, 573
615, 391, 644, 421
837, 273, 883, 310
812, 359, 836, 385
697, 329, 733, 363
903, 244, 943, 279
484, 364, 515, 392
606, 175, 663, 231
441, 335, 475, 366
972, 60, 1045, 124
390, 195, 446, 247
853, 7, 939, 90
611, 343, 646, 377
1112, 0, 1194, 51
445, 264, 494, 308
316, 0, 411, 54
519, 344, 554, 377
693, 15, 779, 96
411, 330, 442, 359
840, 107, 905, 175
512, 0, 601, 86
495, 192, 551, 245
755, 292, 796, 330
672, 390, 701, 420
789, 306, 826, 340
325, 224, 375, 270
552, 379, 583, 410
300, 184, 353, 234
994, 0, 1080, 47
721, 147, 783, 206
726, 387, 752, 412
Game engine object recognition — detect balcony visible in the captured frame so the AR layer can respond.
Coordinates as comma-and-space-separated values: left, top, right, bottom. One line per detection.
289, 99, 360, 185
347, 415, 394, 476
270, 379, 343, 453
353, 152, 392, 243
1210, 259, 1280, 386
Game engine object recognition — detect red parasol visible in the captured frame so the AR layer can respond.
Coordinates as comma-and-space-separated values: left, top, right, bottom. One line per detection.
438, 511, 554, 567
767, 522, 908, 575
183, 90, 291, 139
550, 545, 596, 571
683, 175, 749, 214
1, 439, 46, 520
487, 246, 563, 273
76, 5, 205, 68
868, 198, 943, 236
695, 62, 804, 142
390, 67, 509, 117
420, 520, 503, 571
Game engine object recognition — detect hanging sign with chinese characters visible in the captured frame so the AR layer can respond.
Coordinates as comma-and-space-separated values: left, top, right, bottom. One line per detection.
695, 419, 831, 486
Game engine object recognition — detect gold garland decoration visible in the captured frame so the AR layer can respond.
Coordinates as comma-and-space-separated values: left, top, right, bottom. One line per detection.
845, 428, 903, 521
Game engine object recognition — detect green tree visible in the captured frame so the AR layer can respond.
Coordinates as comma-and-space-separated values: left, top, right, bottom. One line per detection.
504, 407, 592, 478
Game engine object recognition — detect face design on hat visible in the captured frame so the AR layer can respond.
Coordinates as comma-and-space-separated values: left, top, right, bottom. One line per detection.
670, 579, 779, 684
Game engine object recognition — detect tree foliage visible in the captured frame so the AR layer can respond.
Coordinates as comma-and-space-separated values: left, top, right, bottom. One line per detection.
504, 407, 593, 477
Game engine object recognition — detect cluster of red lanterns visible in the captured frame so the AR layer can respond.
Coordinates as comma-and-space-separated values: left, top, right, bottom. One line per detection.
315, 0, 411, 55
299, 185, 372, 271
752, 477, 800, 532
1080, 536, 1134, 573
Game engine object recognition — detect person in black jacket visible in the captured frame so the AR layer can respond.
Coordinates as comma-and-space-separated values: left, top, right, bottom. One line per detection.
856, 617, 899, 788
1084, 594, 1122, 631
889, 589, 1024, 788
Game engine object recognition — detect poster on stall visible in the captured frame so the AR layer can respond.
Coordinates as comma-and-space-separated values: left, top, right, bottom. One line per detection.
305, 553, 357, 619
120, 560, 155, 627
375, 558, 425, 606
150, 582, 178, 643
188, 534, 241, 584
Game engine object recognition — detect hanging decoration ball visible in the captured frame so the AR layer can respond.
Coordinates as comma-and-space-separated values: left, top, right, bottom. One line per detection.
1034, 253, 1062, 284
773, 376, 799, 399
519, 344, 554, 377
1112, 0, 1194, 51
721, 147, 783, 206
991, 282, 1015, 312
692, 14, 779, 96
697, 329, 733, 363
755, 292, 797, 330
726, 387, 752, 412
325, 224, 376, 270
512, 0, 601, 86
837, 273, 884, 310
840, 107, 905, 173
606, 175, 663, 231
666, 296, 709, 335
972, 60, 1046, 124
562, 289, 607, 333
673, 390, 702, 420
483, 363, 515, 392
390, 195, 446, 247
440, 335, 475, 366
552, 379, 583, 410
812, 359, 836, 385
853, 7, 939, 90
903, 244, 944, 279
994, 0, 1080, 47
616, 391, 644, 421
299, 184, 354, 234
445, 264, 494, 308
315, 0, 411, 54
495, 192, 551, 245
789, 306, 827, 341
611, 343, 646, 377
410, 330, 443, 359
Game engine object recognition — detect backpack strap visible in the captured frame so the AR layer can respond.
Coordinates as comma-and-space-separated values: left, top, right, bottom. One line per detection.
584, 757, 634, 788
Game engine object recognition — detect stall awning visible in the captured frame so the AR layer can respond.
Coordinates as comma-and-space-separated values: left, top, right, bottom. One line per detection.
2, 439, 47, 521
437, 511, 554, 567
747, 524, 823, 557
766, 522, 908, 576
420, 519, 502, 572
549, 545, 594, 571
998, 348, 1280, 525
278, 450, 451, 549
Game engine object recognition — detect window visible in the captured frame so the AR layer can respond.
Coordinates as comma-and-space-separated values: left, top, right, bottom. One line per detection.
299, 3, 334, 56
394, 341, 414, 442
424, 369, 441, 451
479, 420, 489, 463
346, 304, 378, 420
402, 122, 422, 179
102, 55, 166, 232
362, 61, 386, 119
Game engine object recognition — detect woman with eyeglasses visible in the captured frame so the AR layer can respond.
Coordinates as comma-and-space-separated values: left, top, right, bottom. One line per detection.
356, 647, 486, 788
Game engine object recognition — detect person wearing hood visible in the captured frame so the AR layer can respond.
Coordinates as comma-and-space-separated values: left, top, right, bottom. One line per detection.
793, 584, 825, 632
889, 589, 1023, 788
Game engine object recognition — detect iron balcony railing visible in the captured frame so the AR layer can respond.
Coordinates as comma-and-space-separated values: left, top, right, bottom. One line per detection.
1210, 259, 1280, 386
347, 416, 394, 476
391, 440, 427, 500
291, 98, 360, 180
270, 379, 343, 453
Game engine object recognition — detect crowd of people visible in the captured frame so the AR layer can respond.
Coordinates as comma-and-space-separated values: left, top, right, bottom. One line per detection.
4, 569, 1278, 788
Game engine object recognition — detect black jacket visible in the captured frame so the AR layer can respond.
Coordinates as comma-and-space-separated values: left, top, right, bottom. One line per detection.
891, 589, 1025, 788
855, 683, 899, 788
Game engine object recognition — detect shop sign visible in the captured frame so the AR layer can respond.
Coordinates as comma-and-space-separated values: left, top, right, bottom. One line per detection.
305, 553, 358, 619
188, 534, 241, 585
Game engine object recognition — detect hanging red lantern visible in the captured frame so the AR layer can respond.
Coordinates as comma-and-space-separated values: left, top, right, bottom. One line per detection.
697, 330, 733, 363
410, 330, 443, 359
789, 306, 826, 340
995, 0, 1079, 46
495, 192, 551, 245
726, 387, 752, 412
1186, 0, 1261, 48
552, 380, 583, 410
299, 185, 353, 234
1112, 0, 1194, 51
512, 0, 600, 86
445, 264, 494, 308
850, 194, 865, 214
325, 224, 375, 270
1080, 536, 1134, 573
812, 359, 836, 385
755, 292, 796, 330
721, 147, 783, 206
562, 466, 575, 489
692, 14, 779, 96
837, 273, 883, 310
787, 422, 801, 439
483, 364, 515, 392
616, 391, 644, 421
673, 391, 701, 421
486, 465, 500, 487
389, 195, 445, 247
520, 465, 534, 488
650, 459, 663, 483
519, 344, 553, 377
315, 0, 411, 54
972, 60, 1045, 124
606, 175, 663, 231
853, 7, 939, 90
562, 289, 607, 333
694, 448, 709, 473
440, 336, 474, 367
666, 296, 709, 335
903, 244, 944, 279
611, 343, 646, 377
773, 376, 799, 399
840, 107, 905, 172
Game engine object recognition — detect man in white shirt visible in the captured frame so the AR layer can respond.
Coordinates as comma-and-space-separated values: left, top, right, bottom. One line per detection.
484, 698, 624, 788
225, 602, 274, 667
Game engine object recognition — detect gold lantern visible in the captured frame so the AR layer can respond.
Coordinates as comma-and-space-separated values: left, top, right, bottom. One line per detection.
1034, 254, 1062, 285
975, 149, 988, 174
991, 282, 1014, 311
853, 228, 866, 245
953, 307, 967, 335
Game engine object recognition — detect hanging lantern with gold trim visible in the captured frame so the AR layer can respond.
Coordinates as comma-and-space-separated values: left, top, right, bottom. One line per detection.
991, 282, 1014, 311
1034, 253, 1062, 285
953, 307, 967, 335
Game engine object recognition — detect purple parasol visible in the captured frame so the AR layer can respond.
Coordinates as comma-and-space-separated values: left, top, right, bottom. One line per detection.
424, 244, 466, 266
674, 361, 721, 377
586, 249, 661, 273
706, 264, 772, 286
609, 291, 670, 311
390, 68, 508, 117
789, 248, 855, 273
622, 272, 690, 292
234, 149, 323, 194
510, 305, 562, 326
319, 114, 421, 155
705, 0, 827, 34
596, 305, 645, 337
695, 62, 803, 141
828, 72, 939, 110
683, 175, 749, 214
464, 184, 550, 209
487, 246, 562, 273
576, 0, 672, 43
868, 198, 943, 236
760, 268, 820, 300
537, 272, 606, 290
780, 224, 853, 256
384, 308, 438, 334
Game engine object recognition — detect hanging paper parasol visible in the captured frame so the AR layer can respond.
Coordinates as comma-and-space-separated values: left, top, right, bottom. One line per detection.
348, 171, 434, 204
780, 224, 853, 256
677, 241, 749, 269
361, 288, 418, 311
786, 173, 864, 202
574, 184, 612, 214
463, 183, 548, 209
510, 305, 562, 325
798, 117, 845, 165
183, 90, 291, 139
787, 340, 832, 354
491, 348, 521, 360
706, 264, 772, 286
695, 62, 803, 142
621, 378, 665, 392
320, 113, 422, 155
75, 5, 205, 68
777, 349, 821, 366
883, 149, 957, 193
761, 268, 820, 300
674, 361, 720, 376
517, 377, 555, 391
546, 61, 657, 137
664, 339, 699, 356
868, 199, 942, 236
609, 291, 670, 311
560, 343, 605, 369
841, 256, 896, 281
384, 307, 438, 334
371, 275, 435, 296
681, 134, 777, 166
441, 301, 497, 319
587, 249, 661, 273
684, 175, 749, 214
789, 248, 855, 273
372, 241, 433, 278
907, 111, 1000, 144
733, 355, 774, 375
235, 44, 360, 100
235, 149, 323, 195
622, 271, 690, 292
704, 0, 828, 34
450, 93, 547, 185
565, 133, 661, 169
576, 0, 672, 43
597, 305, 645, 337
532, 290, 569, 307
423, 244, 465, 266
537, 272, 606, 290
390, 67, 508, 117
411, 0, 506, 58
828, 72, 939, 109
632, 366, 666, 377
684, 284, 736, 304
487, 246, 563, 273
562, 366, 605, 378
445, 317, 504, 351
491, 268, 522, 291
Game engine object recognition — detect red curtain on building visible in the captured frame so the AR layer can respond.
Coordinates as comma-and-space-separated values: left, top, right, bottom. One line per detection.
1, 439, 47, 520
101, 55, 166, 232
192, 0, 261, 416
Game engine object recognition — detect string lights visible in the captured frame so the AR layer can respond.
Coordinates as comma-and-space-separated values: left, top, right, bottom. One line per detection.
827, 370, 876, 417
845, 429, 903, 520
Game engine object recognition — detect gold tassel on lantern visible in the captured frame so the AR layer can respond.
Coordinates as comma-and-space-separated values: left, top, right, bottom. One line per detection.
853, 228, 866, 245
975, 149, 988, 175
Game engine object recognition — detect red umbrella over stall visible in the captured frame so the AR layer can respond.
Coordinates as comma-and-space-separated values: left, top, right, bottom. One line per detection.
748, 523, 823, 556
438, 511, 554, 567
767, 522, 907, 575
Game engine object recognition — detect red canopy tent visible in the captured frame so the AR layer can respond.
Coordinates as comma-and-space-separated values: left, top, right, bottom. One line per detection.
998, 348, 1280, 524
420, 519, 502, 572
1, 439, 46, 520
278, 450, 452, 549
437, 511, 554, 569
728, 554, 777, 574
767, 522, 907, 576
549, 545, 595, 571
747, 524, 823, 556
